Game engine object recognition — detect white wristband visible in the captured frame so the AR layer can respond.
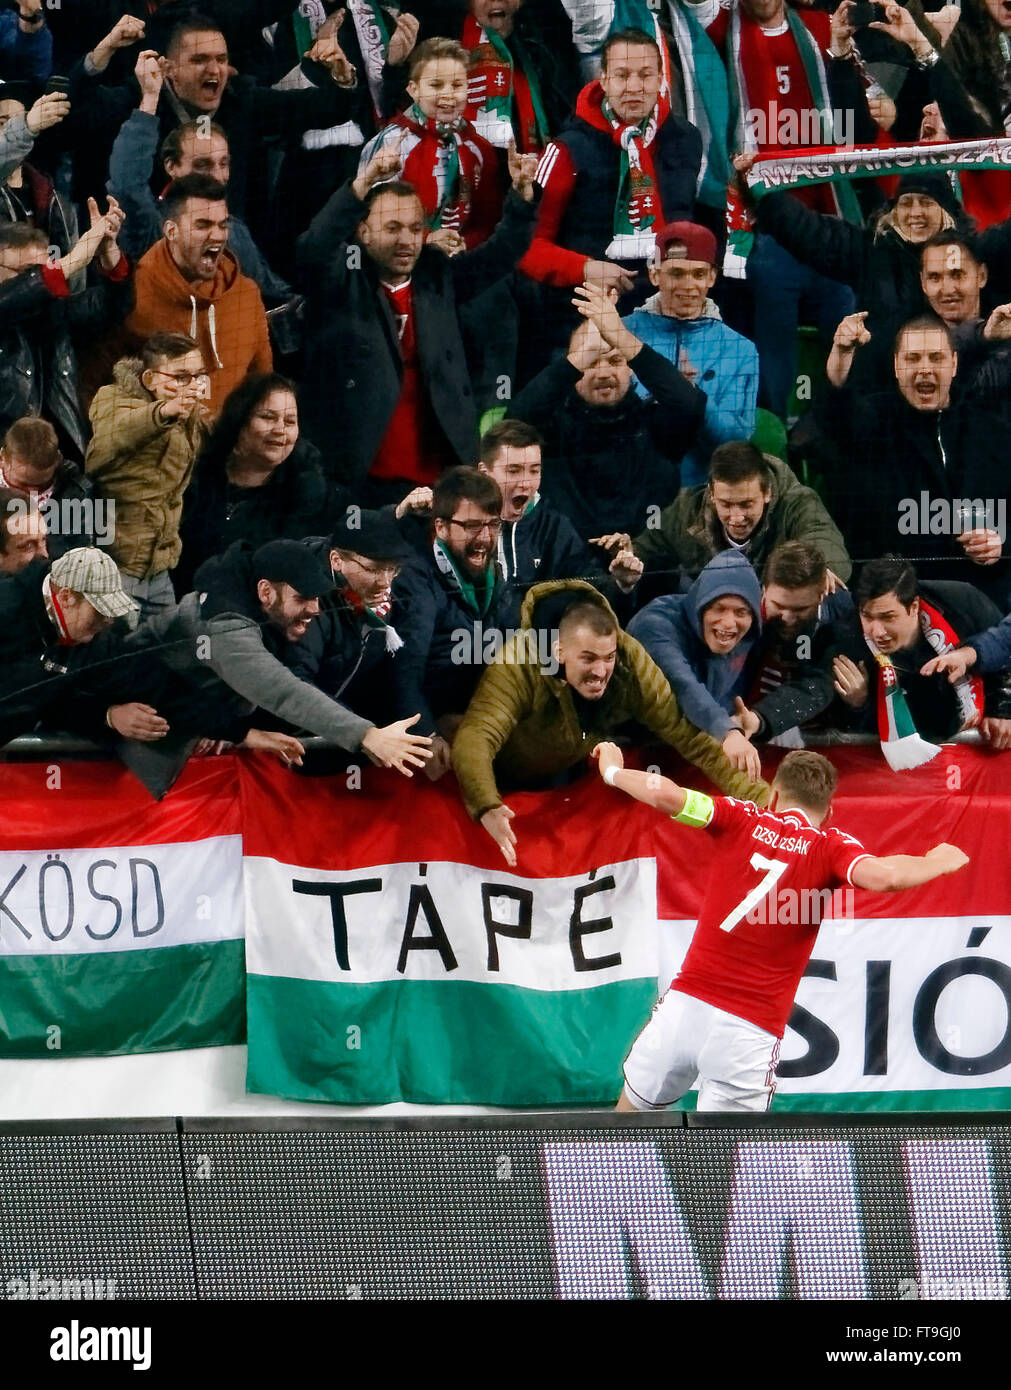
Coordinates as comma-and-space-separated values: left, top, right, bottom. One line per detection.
603, 765, 619, 786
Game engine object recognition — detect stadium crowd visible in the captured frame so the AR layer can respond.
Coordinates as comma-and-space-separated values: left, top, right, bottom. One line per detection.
1, 0, 1011, 863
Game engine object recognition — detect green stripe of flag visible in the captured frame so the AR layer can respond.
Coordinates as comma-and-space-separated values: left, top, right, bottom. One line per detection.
0, 941, 246, 1058
247, 976, 657, 1106
668, 1086, 1011, 1112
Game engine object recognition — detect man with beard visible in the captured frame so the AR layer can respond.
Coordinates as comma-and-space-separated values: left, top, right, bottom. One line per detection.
132, 538, 433, 777
731, 541, 853, 749
104, 175, 272, 415
296, 136, 538, 499
507, 279, 705, 541
452, 580, 770, 866
286, 510, 412, 724
389, 466, 514, 781
817, 311, 1009, 597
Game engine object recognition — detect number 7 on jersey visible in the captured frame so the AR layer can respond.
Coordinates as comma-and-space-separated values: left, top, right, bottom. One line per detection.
716, 853, 789, 933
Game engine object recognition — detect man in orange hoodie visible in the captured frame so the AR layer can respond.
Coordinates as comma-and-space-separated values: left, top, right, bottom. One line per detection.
111, 172, 272, 416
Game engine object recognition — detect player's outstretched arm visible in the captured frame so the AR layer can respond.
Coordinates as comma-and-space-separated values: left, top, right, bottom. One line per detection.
592, 742, 688, 818
851, 843, 970, 893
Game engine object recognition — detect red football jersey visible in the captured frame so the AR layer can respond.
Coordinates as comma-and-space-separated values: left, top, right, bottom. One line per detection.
709, 8, 837, 213
670, 797, 869, 1037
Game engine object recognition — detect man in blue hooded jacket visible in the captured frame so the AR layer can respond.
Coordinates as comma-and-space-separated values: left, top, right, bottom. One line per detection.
623, 219, 758, 487
628, 550, 765, 778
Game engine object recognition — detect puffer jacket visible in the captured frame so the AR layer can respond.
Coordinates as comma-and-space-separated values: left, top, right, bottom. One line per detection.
632, 454, 851, 586
85, 357, 209, 579
451, 577, 770, 820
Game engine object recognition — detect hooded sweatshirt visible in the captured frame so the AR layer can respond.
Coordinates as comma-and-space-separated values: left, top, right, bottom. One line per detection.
121, 243, 272, 415
623, 293, 759, 488
628, 551, 763, 740
137, 539, 374, 749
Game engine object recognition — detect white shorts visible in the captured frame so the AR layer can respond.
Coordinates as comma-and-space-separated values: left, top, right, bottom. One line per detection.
622, 990, 781, 1113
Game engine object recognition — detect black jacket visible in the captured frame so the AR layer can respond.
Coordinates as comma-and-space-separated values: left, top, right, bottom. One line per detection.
0, 563, 152, 747
554, 108, 702, 268
496, 495, 595, 628
755, 190, 1011, 382
296, 182, 537, 490
750, 592, 855, 741
131, 540, 374, 748
285, 560, 396, 723
826, 579, 1011, 741
389, 542, 515, 736
814, 379, 1011, 592
0, 264, 133, 460
67, 58, 353, 220
52, 0, 297, 82
508, 342, 705, 540
175, 437, 330, 597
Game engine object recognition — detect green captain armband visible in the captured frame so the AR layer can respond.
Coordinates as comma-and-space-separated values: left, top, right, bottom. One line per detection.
673, 790, 715, 829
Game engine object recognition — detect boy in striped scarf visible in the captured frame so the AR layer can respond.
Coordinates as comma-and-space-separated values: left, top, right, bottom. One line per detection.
358, 37, 503, 250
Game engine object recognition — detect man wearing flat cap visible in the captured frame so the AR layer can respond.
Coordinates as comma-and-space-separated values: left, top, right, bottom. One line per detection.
623, 221, 759, 489
0, 545, 171, 747
287, 511, 412, 721
134, 537, 432, 776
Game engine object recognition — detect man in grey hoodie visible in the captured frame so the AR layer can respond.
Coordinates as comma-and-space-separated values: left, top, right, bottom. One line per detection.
129, 539, 433, 787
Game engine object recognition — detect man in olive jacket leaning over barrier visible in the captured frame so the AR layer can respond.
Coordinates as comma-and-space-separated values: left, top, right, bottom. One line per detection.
452, 578, 770, 866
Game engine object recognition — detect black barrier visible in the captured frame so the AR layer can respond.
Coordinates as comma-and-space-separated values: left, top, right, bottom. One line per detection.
0, 1116, 1009, 1301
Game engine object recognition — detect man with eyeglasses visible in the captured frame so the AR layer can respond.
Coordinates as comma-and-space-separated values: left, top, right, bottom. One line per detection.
287, 511, 413, 724
86, 331, 210, 618
391, 466, 514, 780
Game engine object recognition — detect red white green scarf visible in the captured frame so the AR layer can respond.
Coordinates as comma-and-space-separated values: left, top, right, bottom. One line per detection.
870, 598, 984, 770
342, 581, 402, 649
460, 12, 549, 152
293, 0, 390, 121
723, 4, 861, 278
394, 105, 486, 231
601, 95, 663, 255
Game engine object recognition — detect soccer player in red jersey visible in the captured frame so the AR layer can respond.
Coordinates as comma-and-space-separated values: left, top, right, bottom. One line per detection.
593, 745, 969, 1112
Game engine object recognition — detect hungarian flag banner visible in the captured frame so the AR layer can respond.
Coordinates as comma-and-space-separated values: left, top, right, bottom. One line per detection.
240, 759, 660, 1106
745, 137, 1011, 199
0, 760, 245, 1057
